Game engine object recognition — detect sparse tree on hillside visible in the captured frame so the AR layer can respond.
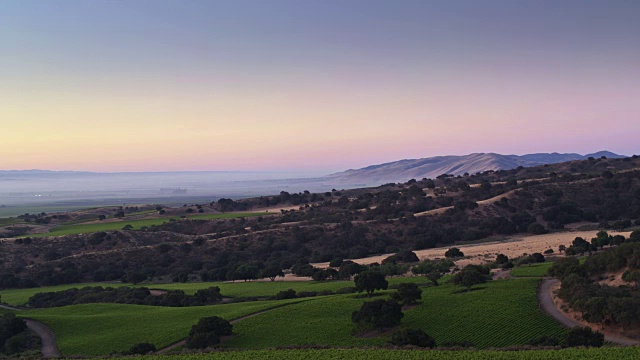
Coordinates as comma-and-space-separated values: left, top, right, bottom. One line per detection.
445, 247, 464, 258
453, 265, 490, 291
354, 270, 388, 297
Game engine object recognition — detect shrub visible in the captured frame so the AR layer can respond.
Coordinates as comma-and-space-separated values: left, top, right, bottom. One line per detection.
127, 342, 156, 355
185, 316, 233, 349
445, 248, 464, 258
352, 299, 404, 329
563, 327, 604, 348
390, 283, 422, 306
390, 328, 436, 348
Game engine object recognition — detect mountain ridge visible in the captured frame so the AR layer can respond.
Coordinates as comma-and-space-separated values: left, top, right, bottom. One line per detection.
326, 151, 625, 185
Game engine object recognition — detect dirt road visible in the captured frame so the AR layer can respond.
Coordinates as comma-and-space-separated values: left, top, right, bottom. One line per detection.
25, 319, 61, 358
1, 304, 61, 357
538, 278, 640, 346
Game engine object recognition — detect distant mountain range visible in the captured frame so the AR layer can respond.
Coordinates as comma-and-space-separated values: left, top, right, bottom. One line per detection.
324, 151, 625, 185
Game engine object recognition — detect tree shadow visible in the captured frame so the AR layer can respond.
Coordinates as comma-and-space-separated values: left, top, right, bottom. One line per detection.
452, 286, 487, 294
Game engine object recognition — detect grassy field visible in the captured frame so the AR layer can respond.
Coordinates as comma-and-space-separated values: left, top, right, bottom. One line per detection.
0, 276, 429, 306
152, 276, 429, 298
29, 212, 268, 237
134, 347, 640, 360
226, 278, 564, 349
0, 282, 131, 306
20, 299, 307, 356
511, 262, 553, 277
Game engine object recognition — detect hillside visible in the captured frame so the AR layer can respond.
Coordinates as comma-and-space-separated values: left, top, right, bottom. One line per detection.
326, 151, 624, 185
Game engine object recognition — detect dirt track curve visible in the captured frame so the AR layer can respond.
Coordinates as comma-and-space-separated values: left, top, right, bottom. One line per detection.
0, 303, 61, 357
538, 278, 640, 346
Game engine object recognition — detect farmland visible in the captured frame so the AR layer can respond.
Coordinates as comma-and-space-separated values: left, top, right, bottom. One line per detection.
0, 277, 429, 306
511, 262, 553, 277
134, 347, 640, 360
0, 282, 131, 306
29, 212, 268, 237
226, 278, 564, 349
19, 299, 307, 356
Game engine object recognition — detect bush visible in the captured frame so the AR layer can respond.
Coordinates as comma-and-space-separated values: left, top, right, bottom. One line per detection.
390, 283, 422, 306
185, 316, 233, 349
563, 327, 604, 348
445, 248, 464, 258
127, 342, 156, 355
352, 299, 404, 329
527, 335, 559, 347
390, 328, 436, 348
527, 222, 547, 234
275, 289, 297, 300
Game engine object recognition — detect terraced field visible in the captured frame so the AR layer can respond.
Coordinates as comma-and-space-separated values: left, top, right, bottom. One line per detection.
19, 299, 307, 356
134, 347, 640, 360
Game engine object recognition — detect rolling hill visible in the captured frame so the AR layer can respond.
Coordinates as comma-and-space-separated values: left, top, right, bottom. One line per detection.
325, 151, 624, 185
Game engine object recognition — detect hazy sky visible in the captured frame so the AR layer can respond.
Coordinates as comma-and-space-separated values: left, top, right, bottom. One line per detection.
2, 0, 638, 172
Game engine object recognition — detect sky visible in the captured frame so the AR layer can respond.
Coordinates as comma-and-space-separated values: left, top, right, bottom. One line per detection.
1, 0, 639, 173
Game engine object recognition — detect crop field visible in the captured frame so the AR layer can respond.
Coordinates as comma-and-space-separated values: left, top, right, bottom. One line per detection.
0, 282, 131, 306
511, 262, 553, 277
403, 278, 564, 348
224, 294, 383, 349
152, 276, 429, 298
226, 278, 563, 349
30, 212, 269, 237
19, 299, 307, 356
135, 347, 640, 360
0, 276, 428, 306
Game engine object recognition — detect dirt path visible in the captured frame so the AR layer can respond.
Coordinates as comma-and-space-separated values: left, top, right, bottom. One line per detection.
491, 269, 512, 280
25, 319, 61, 358
155, 301, 305, 354
414, 190, 516, 217
538, 278, 640, 346
1, 304, 61, 357
0, 303, 22, 311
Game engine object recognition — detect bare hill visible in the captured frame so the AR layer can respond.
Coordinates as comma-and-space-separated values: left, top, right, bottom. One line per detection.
326, 151, 624, 185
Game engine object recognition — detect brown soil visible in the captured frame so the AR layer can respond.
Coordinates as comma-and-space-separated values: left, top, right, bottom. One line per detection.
312, 230, 631, 269
550, 280, 640, 341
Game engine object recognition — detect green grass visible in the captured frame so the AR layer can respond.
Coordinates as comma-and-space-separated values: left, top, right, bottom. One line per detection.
0, 282, 131, 306
134, 348, 640, 360
0, 276, 427, 306
30, 212, 269, 237
226, 278, 564, 349
19, 299, 306, 356
152, 276, 429, 298
0, 217, 23, 226
224, 295, 384, 349
511, 262, 553, 277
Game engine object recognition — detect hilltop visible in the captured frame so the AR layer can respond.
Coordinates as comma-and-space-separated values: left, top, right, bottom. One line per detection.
325, 151, 624, 185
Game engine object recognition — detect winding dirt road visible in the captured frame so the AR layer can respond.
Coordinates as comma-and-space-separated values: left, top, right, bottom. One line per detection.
538, 278, 640, 346
0, 304, 61, 357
